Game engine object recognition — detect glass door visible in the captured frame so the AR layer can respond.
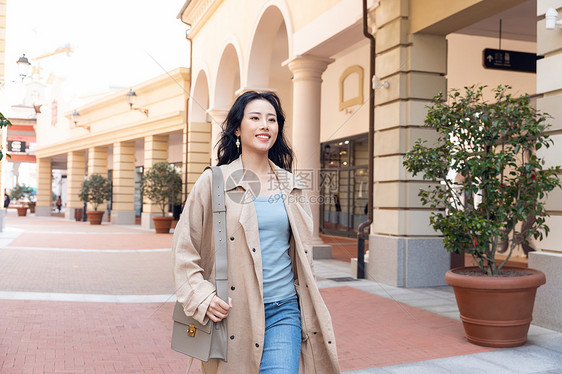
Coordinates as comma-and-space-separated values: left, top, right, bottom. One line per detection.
320, 135, 368, 237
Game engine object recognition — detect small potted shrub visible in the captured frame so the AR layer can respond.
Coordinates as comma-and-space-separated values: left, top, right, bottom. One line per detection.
79, 174, 111, 225
403, 85, 561, 347
25, 189, 36, 213
140, 162, 182, 233
10, 184, 33, 216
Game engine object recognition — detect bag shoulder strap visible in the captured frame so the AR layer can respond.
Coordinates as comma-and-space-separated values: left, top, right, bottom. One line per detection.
205, 166, 228, 301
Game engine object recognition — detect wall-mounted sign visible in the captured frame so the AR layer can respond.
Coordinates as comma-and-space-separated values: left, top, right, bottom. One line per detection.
8, 140, 26, 153
483, 48, 542, 73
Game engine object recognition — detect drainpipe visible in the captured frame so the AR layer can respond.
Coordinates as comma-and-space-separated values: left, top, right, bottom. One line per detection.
357, 0, 375, 279
179, 20, 193, 206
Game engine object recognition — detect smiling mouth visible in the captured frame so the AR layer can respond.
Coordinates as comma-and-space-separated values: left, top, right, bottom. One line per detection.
256, 135, 270, 140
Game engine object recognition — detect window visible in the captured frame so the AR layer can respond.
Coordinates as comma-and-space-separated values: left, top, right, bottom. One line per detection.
320, 134, 368, 237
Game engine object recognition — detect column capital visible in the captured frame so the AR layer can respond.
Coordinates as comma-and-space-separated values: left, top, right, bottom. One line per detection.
235, 87, 278, 96
206, 108, 229, 125
283, 55, 335, 81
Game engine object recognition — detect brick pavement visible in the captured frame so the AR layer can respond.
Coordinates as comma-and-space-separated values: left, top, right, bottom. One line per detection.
0, 212, 498, 373
8, 233, 172, 250
0, 249, 174, 294
1, 289, 494, 373
324, 287, 493, 371
0, 300, 190, 374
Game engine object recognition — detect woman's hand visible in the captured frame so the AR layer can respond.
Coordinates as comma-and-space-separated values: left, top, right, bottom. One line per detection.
206, 295, 233, 322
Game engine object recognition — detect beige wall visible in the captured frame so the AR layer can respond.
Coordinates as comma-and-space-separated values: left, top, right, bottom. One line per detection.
320, 40, 370, 142
447, 33, 537, 98
285, 0, 340, 32
410, 0, 527, 35
536, 1, 562, 253
34, 76, 73, 147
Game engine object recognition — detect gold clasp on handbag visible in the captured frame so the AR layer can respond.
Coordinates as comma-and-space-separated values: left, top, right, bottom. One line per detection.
187, 323, 196, 337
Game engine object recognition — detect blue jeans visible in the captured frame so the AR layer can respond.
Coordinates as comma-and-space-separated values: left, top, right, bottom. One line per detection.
260, 294, 301, 374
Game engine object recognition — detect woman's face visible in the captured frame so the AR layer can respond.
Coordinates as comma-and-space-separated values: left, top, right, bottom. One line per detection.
235, 99, 279, 156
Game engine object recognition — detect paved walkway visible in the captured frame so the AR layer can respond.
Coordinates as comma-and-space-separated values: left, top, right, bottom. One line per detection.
1, 211, 561, 373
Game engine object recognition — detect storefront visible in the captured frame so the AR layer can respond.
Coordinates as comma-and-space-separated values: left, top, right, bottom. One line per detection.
321, 134, 368, 237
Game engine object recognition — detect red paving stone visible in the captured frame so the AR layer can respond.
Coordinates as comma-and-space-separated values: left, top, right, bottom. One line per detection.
324, 286, 495, 371
0, 301, 195, 374
6, 214, 141, 232
0, 287, 494, 373
8, 233, 173, 250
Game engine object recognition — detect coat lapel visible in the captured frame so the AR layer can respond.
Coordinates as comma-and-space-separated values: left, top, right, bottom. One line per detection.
220, 158, 264, 296
218, 157, 309, 300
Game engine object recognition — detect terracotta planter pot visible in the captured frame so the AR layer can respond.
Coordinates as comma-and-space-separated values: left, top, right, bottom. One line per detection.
445, 266, 546, 348
28, 205, 35, 213
87, 211, 104, 225
16, 206, 28, 216
152, 216, 173, 234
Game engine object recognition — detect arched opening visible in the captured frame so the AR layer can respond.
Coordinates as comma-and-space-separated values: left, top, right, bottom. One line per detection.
211, 44, 241, 163
191, 70, 210, 123
247, 5, 292, 144
214, 44, 241, 110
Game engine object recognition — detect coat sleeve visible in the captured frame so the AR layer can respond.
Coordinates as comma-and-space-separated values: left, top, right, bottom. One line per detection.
172, 168, 216, 325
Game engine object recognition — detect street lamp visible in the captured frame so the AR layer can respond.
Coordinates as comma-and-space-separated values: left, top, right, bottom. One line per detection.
71, 110, 80, 125
125, 89, 149, 117
70, 109, 89, 131
16, 54, 31, 81
126, 89, 137, 110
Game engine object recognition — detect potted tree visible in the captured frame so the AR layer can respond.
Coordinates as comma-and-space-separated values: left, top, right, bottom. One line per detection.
25, 189, 36, 213
78, 174, 111, 225
141, 162, 182, 233
403, 85, 561, 348
10, 184, 33, 216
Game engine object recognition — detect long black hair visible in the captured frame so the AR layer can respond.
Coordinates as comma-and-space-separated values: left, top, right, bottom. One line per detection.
216, 91, 294, 171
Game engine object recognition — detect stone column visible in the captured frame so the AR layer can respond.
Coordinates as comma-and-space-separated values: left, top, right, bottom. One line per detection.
528, 3, 562, 332
286, 55, 333, 254
35, 157, 52, 216
112, 141, 136, 225
87, 146, 108, 217
141, 134, 169, 229
88, 146, 108, 175
65, 151, 86, 220
186, 121, 212, 193
206, 109, 228, 166
367, 0, 449, 287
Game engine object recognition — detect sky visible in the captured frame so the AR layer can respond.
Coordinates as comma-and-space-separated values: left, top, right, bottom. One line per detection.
4, 0, 189, 108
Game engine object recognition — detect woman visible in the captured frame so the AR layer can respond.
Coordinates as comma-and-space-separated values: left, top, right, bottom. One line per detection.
173, 91, 340, 373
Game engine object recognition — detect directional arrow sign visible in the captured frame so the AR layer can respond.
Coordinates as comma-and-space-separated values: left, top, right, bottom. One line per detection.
483, 48, 542, 73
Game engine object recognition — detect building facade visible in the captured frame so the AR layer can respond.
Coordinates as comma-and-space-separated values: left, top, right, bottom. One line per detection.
29, 0, 562, 331
34, 68, 191, 228
176, 0, 561, 330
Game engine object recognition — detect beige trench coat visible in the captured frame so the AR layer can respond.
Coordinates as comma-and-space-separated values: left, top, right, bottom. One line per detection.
172, 157, 340, 373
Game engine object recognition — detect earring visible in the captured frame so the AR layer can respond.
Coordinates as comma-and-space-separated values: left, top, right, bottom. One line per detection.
236, 137, 240, 153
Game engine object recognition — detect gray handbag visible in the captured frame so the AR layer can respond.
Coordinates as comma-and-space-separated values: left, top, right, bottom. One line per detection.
171, 166, 228, 362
